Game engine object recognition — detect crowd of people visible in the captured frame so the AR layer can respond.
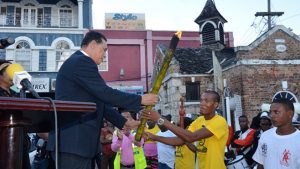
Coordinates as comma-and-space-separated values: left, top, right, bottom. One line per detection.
98, 90, 300, 169
1, 30, 300, 169
99, 92, 300, 169
22, 91, 300, 169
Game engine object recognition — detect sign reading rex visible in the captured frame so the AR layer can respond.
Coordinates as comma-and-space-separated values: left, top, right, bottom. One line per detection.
31, 78, 50, 92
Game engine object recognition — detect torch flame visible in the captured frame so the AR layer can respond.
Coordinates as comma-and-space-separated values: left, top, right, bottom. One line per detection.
175, 31, 182, 39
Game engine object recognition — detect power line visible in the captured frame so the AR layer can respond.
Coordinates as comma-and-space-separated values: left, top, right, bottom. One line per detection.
239, 17, 259, 45
258, 22, 268, 36
241, 17, 257, 40
278, 13, 300, 22
254, 17, 265, 34
240, 17, 264, 45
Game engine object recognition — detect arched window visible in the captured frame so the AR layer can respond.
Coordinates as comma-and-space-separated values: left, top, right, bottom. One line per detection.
272, 91, 298, 103
59, 5, 72, 27
15, 41, 31, 71
202, 23, 215, 44
56, 41, 71, 71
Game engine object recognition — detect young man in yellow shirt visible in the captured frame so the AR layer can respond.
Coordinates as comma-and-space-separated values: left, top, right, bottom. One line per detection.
143, 90, 229, 169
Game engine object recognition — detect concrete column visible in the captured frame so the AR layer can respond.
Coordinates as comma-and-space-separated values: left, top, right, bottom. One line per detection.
77, 0, 83, 29
199, 33, 203, 44
215, 29, 220, 41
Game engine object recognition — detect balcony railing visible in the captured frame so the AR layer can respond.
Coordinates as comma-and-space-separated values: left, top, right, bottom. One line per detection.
0, 14, 78, 28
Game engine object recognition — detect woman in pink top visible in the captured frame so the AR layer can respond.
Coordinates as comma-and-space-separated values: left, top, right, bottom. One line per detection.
143, 120, 160, 169
111, 111, 144, 169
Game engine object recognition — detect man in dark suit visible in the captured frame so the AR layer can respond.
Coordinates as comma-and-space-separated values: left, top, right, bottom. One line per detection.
47, 31, 158, 169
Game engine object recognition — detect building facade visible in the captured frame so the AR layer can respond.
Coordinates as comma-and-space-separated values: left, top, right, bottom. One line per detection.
0, 0, 234, 97
0, 0, 91, 96
224, 25, 300, 128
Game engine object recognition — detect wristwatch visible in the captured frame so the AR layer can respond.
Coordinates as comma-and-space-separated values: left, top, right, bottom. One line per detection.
157, 117, 165, 125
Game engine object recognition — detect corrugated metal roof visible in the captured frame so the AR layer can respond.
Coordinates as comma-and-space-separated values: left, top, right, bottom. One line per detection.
157, 43, 236, 74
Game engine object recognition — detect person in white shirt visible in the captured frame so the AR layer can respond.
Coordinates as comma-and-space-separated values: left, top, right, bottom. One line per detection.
156, 115, 176, 169
253, 98, 300, 169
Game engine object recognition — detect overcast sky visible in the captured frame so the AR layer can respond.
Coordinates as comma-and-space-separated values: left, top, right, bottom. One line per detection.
92, 0, 300, 46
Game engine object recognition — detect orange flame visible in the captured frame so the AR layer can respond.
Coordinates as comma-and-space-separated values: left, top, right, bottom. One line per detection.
175, 31, 182, 39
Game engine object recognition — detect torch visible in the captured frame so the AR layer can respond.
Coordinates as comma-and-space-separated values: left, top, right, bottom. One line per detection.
135, 31, 182, 141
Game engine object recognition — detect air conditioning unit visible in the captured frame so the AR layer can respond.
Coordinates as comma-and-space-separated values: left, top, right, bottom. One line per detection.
51, 79, 56, 91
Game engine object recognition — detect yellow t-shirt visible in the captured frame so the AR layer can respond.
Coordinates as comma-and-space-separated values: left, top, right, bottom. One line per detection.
175, 144, 196, 169
188, 115, 228, 169
144, 124, 160, 144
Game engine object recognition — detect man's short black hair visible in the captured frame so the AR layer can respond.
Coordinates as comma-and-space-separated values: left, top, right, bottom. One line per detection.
239, 115, 248, 120
272, 98, 294, 112
81, 31, 107, 48
204, 90, 220, 103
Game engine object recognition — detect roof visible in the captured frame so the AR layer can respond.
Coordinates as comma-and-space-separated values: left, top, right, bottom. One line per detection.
236, 25, 300, 51
167, 46, 236, 74
194, 0, 227, 24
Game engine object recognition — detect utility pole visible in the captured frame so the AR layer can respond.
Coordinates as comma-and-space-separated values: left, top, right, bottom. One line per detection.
255, 0, 284, 30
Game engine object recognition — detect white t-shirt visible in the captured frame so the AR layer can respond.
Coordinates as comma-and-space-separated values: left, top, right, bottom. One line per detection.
156, 130, 176, 169
253, 127, 300, 169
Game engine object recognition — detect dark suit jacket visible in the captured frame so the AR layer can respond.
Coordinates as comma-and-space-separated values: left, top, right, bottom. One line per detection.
47, 50, 141, 158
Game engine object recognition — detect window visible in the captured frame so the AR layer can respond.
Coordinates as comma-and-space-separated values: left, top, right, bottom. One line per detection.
0, 50, 5, 60
202, 23, 215, 43
59, 5, 72, 27
22, 3, 37, 27
37, 8, 43, 27
15, 41, 31, 71
164, 84, 168, 103
15, 8, 21, 26
55, 41, 71, 71
0, 7, 7, 25
186, 82, 200, 101
272, 91, 297, 103
98, 50, 108, 71
0, 7, 6, 15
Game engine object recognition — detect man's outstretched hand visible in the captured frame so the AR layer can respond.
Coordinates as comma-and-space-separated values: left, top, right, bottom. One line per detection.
141, 94, 159, 105
124, 119, 140, 131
